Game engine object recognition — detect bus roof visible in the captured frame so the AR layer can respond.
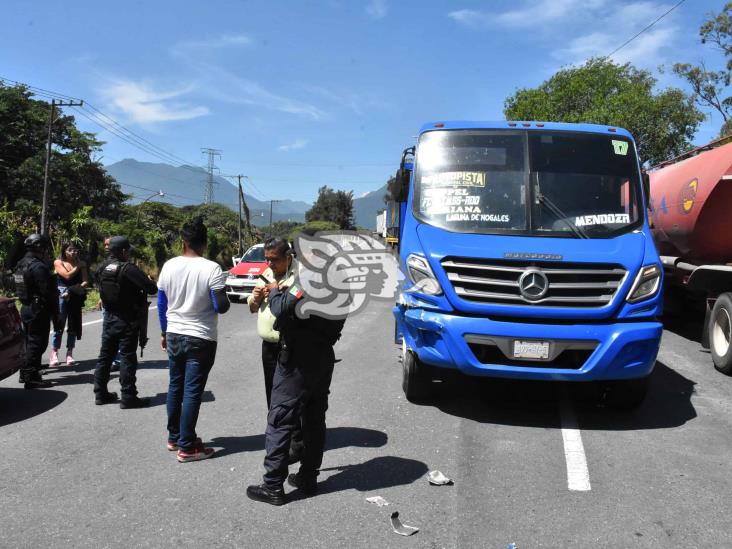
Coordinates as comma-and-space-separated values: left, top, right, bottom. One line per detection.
418, 121, 633, 139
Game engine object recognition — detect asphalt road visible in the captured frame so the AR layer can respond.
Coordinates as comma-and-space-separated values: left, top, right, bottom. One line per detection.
1, 299, 731, 548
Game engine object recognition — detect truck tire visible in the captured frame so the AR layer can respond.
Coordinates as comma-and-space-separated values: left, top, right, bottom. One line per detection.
710, 292, 732, 375
402, 344, 433, 404
601, 376, 649, 410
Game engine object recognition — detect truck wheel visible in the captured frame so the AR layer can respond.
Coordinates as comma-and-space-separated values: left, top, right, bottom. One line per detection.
710, 293, 732, 375
402, 344, 433, 404
601, 376, 649, 410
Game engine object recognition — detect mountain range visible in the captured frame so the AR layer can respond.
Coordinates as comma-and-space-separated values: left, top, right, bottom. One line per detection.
105, 159, 388, 230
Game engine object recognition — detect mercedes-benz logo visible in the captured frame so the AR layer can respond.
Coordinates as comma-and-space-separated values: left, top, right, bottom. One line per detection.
518, 269, 549, 301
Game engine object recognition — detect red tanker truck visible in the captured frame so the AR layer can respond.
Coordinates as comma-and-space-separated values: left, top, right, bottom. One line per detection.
649, 136, 732, 374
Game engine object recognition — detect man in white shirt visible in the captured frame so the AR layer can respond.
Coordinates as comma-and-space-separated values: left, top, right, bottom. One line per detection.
157, 217, 230, 462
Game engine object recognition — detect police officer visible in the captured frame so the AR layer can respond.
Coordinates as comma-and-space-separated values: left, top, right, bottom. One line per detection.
246, 260, 346, 505
93, 236, 157, 407
15, 233, 58, 389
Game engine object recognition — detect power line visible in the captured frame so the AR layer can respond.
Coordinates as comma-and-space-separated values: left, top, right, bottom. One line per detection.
604, 0, 686, 59
234, 161, 395, 167
0, 75, 206, 170
201, 148, 222, 204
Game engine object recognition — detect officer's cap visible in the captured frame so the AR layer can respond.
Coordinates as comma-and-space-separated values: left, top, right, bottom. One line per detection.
108, 236, 131, 253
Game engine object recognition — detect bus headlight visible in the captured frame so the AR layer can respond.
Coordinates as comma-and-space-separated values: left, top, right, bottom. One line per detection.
626, 264, 661, 303
406, 254, 443, 296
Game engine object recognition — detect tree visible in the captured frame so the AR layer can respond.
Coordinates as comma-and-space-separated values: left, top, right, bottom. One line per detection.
0, 83, 128, 282
504, 58, 704, 165
673, 2, 732, 137
305, 186, 355, 230
287, 220, 340, 241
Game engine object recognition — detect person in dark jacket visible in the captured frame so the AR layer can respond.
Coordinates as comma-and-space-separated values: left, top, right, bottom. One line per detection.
93, 236, 157, 408
14, 233, 58, 389
246, 265, 346, 505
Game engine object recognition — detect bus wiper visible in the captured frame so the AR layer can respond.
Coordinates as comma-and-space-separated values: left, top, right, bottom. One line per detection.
536, 192, 589, 239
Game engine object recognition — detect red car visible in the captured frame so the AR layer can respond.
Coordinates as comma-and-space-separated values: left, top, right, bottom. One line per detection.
0, 297, 24, 381
225, 244, 269, 302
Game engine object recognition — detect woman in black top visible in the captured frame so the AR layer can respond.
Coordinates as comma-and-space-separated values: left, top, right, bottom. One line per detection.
51, 242, 88, 366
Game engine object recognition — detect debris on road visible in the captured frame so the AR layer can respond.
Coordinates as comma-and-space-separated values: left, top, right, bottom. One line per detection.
390, 512, 419, 536
427, 470, 453, 485
366, 495, 390, 507
507, 543, 517, 549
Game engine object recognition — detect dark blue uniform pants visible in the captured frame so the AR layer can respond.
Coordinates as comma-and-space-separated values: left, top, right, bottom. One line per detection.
263, 346, 335, 489
94, 314, 139, 399
20, 310, 51, 380
262, 340, 303, 455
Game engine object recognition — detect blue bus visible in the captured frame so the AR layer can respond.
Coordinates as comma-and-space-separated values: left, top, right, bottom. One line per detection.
392, 121, 663, 409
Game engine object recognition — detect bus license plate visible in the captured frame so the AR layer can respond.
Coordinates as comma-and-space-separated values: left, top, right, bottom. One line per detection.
513, 340, 550, 360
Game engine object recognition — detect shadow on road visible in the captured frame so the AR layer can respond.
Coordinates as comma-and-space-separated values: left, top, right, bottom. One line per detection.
576, 361, 697, 431
0, 388, 68, 428
431, 360, 696, 431
315, 455, 429, 495
209, 426, 388, 459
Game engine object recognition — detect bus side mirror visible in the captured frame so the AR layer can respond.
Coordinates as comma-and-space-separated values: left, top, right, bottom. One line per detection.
642, 172, 650, 204
395, 168, 410, 202
394, 146, 415, 203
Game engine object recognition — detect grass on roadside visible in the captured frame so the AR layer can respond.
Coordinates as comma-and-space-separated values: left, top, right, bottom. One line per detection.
84, 288, 101, 312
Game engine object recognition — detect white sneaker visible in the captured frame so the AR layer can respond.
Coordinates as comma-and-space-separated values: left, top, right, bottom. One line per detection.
65, 352, 75, 366
49, 350, 60, 367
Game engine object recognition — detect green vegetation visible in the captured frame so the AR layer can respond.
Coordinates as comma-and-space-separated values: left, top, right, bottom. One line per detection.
305, 186, 355, 230
673, 2, 732, 138
504, 58, 704, 166
0, 83, 261, 293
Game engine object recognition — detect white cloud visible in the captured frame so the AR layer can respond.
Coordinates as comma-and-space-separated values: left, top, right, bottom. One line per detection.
171, 34, 252, 56
496, 0, 605, 27
447, 9, 488, 27
278, 139, 309, 152
196, 64, 327, 120
366, 0, 387, 19
449, 0, 605, 28
552, 2, 678, 66
98, 79, 209, 124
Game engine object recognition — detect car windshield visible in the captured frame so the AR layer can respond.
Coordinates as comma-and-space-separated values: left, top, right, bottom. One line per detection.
413, 130, 642, 238
241, 246, 265, 262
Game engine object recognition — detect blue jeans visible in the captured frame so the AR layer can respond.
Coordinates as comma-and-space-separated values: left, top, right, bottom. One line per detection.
166, 333, 217, 452
52, 296, 76, 350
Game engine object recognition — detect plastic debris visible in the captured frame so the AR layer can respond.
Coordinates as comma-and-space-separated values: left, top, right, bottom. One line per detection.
366, 496, 390, 507
390, 512, 419, 536
507, 543, 518, 549
427, 470, 453, 485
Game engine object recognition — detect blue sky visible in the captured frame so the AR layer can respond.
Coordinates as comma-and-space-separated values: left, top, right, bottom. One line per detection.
1, 0, 727, 204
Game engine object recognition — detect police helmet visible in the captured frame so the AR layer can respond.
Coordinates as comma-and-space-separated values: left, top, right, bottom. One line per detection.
24, 233, 51, 251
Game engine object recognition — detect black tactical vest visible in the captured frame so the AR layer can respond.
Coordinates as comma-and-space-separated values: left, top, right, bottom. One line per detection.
14, 256, 35, 304
98, 260, 128, 307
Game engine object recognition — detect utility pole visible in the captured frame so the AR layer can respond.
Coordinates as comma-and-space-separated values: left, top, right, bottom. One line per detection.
234, 175, 247, 256
201, 148, 222, 204
269, 200, 282, 238
222, 174, 249, 256
41, 98, 83, 235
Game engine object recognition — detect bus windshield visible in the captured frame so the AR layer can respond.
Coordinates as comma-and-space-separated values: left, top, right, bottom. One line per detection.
412, 129, 642, 238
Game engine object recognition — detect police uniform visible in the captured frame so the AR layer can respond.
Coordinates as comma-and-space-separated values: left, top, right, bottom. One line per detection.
256, 283, 345, 497
94, 241, 157, 406
14, 235, 58, 388
248, 258, 297, 407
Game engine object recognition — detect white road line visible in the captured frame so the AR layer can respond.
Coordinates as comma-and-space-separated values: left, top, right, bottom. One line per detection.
82, 305, 157, 327
560, 395, 591, 492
